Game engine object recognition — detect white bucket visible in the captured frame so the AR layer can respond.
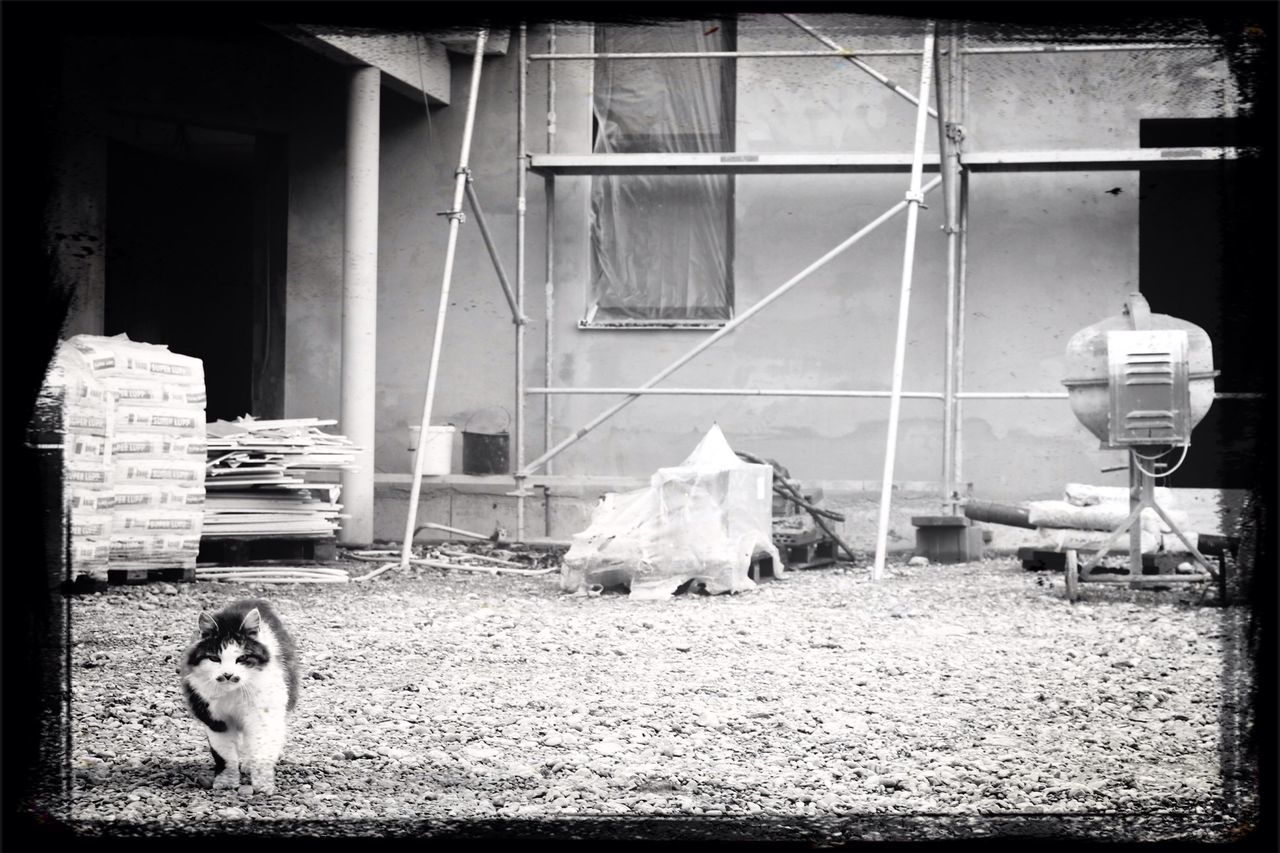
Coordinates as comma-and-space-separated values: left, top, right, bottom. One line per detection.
408, 425, 455, 475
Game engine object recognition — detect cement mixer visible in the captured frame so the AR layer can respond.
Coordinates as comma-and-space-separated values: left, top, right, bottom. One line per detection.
1058, 293, 1223, 600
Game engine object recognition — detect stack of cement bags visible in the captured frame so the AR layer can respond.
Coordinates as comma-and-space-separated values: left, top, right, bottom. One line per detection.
35, 346, 115, 578
40, 334, 207, 579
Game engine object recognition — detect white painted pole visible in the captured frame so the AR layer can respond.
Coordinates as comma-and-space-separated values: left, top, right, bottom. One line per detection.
872, 24, 937, 581
399, 31, 488, 568
338, 65, 381, 548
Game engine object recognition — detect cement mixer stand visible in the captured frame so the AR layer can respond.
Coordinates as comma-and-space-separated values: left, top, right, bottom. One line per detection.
1064, 451, 1225, 602
1062, 294, 1226, 603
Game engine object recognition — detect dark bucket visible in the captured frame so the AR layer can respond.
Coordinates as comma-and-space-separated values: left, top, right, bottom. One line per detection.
462, 430, 509, 475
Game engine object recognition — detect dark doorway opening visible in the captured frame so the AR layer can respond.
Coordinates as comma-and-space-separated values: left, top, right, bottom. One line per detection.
105, 118, 286, 422
1139, 117, 1270, 490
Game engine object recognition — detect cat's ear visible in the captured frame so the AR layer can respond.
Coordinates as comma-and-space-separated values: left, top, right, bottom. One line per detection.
198, 613, 218, 636
240, 608, 261, 635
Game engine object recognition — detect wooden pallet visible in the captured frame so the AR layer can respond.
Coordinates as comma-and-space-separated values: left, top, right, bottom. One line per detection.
197, 535, 338, 565
64, 565, 196, 594
109, 566, 197, 585
751, 535, 838, 579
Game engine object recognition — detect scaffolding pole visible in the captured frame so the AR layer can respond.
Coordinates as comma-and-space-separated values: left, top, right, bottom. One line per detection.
937, 26, 961, 513
463, 181, 523, 323
872, 22, 936, 581
528, 43, 1213, 61
529, 388, 946, 398
961, 43, 1213, 54
518, 174, 944, 477
529, 48, 931, 60
515, 24, 530, 540
783, 13, 938, 120
954, 158, 971, 498
399, 29, 488, 568
509, 18, 1222, 558
544, 25, 560, 479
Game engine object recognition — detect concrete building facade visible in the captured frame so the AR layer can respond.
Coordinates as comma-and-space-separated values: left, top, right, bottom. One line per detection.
45, 11, 1262, 551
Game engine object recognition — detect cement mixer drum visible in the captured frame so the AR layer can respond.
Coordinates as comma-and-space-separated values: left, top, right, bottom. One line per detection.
1062, 293, 1216, 449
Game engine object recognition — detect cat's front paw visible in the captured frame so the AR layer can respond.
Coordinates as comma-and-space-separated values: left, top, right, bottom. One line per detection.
211, 771, 239, 790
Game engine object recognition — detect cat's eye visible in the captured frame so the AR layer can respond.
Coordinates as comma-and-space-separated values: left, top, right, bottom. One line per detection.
237, 655, 258, 666
206, 655, 221, 663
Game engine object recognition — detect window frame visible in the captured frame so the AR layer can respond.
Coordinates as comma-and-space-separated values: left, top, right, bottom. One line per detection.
580, 18, 737, 331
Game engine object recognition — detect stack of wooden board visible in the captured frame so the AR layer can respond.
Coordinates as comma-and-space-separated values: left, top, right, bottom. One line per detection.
204, 418, 357, 539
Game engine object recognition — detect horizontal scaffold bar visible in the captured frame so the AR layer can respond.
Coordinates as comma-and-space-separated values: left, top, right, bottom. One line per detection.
528, 48, 928, 60
528, 148, 1238, 176
527, 389, 1255, 400
963, 147, 1239, 171
528, 387, 946, 399
527, 44, 1214, 61
960, 43, 1215, 54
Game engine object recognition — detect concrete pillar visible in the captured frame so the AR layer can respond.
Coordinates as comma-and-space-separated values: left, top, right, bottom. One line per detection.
339, 66, 380, 547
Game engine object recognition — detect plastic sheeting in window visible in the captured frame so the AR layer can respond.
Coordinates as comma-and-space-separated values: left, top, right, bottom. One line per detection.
588, 21, 733, 322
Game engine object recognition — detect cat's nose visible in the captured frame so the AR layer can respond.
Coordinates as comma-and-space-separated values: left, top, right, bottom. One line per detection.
217, 673, 240, 683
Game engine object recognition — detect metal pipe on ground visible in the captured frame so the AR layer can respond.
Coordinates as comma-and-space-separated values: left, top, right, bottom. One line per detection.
963, 499, 1034, 529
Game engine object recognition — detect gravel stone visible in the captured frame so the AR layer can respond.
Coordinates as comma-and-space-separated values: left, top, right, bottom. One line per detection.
50, 557, 1252, 843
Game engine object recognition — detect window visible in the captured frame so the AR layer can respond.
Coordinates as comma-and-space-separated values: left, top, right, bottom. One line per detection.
585, 20, 736, 328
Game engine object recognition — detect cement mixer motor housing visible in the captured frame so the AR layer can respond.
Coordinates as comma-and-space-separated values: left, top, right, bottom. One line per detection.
1062, 293, 1218, 456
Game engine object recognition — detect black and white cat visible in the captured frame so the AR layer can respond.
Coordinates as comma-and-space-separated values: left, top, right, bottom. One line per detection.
180, 599, 299, 794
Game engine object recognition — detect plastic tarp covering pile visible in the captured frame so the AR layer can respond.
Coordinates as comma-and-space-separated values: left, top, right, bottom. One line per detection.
562, 425, 781, 599
588, 20, 732, 322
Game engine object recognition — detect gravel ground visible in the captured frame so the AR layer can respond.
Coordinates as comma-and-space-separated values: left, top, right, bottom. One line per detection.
56, 553, 1256, 844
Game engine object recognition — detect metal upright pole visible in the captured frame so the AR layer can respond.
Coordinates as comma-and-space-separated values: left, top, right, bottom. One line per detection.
544, 24, 557, 478
399, 30, 488, 568
1129, 454, 1144, 577
955, 168, 970, 494
954, 27, 970, 498
935, 28, 959, 514
515, 24, 529, 540
872, 24, 937, 581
